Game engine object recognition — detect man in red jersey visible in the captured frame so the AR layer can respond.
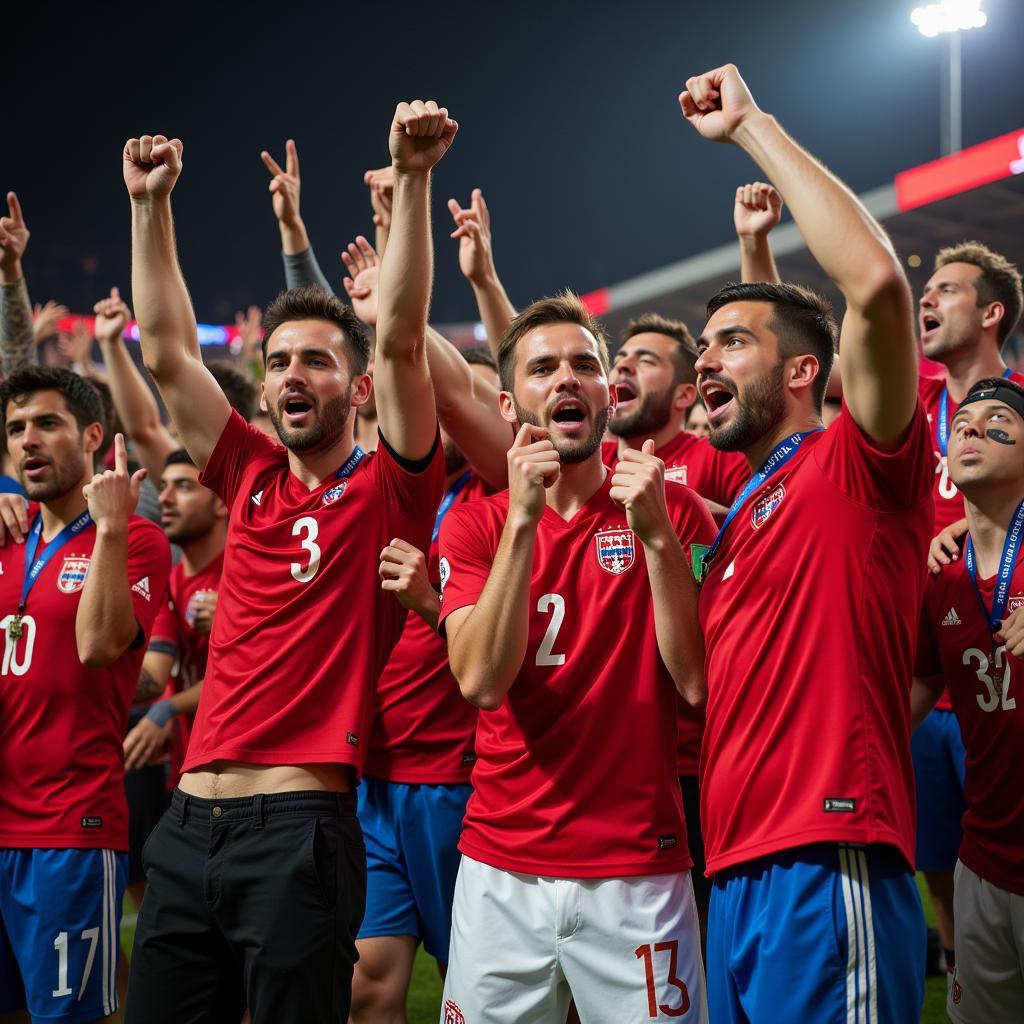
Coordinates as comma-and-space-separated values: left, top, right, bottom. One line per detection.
123, 449, 228, 777
0, 367, 170, 1024
737, 190, 1024, 980
913, 376, 1024, 1023
437, 292, 714, 1023
121, 101, 451, 1024
604, 312, 748, 938
682, 64, 931, 1023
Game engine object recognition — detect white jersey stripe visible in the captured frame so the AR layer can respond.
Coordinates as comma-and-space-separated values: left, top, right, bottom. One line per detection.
850, 847, 870, 1024
101, 850, 111, 1016
109, 850, 118, 1015
856, 849, 879, 1024
839, 845, 858, 1024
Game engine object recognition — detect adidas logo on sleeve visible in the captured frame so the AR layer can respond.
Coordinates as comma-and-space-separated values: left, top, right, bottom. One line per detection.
941, 607, 961, 627
132, 577, 152, 602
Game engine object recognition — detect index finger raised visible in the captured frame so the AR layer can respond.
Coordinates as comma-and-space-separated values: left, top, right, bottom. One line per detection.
260, 150, 285, 178
114, 432, 128, 474
6, 192, 23, 225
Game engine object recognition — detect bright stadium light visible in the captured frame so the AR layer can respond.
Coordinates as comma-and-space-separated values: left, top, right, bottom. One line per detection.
911, 1, 988, 155
911, 0, 987, 38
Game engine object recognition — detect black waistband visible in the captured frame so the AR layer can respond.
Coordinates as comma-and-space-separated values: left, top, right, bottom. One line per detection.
170, 788, 355, 825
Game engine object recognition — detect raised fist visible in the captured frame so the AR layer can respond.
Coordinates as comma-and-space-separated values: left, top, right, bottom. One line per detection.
679, 64, 761, 143
93, 286, 131, 343
123, 135, 183, 201
734, 182, 782, 239
364, 165, 394, 229
389, 100, 458, 173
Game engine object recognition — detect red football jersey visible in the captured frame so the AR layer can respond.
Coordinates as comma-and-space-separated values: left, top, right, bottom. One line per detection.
920, 371, 1024, 535
365, 474, 488, 784
438, 475, 717, 878
916, 549, 1024, 894
188, 412, 444, 777
149, 553, 224, 785
0, 513, 171, 849
698, 406, 933, 874
603, 431, 749, 776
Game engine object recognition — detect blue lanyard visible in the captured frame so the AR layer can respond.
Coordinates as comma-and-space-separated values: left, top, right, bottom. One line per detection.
700, 430, 821, 579
21, 509, 93, 613
964, 497, 1024, 633
433, 471, 473, 543
335, 445, 366, 480
937, 367, 1013, 456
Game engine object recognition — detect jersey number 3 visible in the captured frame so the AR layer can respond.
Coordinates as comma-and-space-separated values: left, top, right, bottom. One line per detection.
291, 517, 321, 583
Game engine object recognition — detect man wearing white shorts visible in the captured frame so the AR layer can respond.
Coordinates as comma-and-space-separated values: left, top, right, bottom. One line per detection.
437, 292, 713, 1022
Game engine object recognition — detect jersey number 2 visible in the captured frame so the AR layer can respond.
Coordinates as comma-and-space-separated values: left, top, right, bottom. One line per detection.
536, 593, 566, 666
291, 517, 321, 583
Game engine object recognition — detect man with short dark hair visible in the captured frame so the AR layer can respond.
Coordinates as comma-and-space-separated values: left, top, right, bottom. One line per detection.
0, 366, 170, 1024
682, 64, 931, 1022
913, 375, 1024, 1023
438, 290, 713, 1022
121, 102, 452, 1024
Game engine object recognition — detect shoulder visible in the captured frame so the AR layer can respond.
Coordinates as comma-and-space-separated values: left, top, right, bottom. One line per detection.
127, 515, 171, 552
917, 373, 945, 403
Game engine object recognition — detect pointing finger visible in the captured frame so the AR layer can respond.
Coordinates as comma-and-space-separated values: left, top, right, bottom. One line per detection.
6, 192, 23, 225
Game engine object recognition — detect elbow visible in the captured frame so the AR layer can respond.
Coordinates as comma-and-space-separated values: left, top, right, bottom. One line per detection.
78, 639, 121, 668
852, 258, 910, 316
452, 663, 505, 711
674, 671, 707, 709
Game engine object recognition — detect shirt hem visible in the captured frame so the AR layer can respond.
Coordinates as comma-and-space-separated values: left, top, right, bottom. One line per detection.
959, 845, 1024, 896
363, 766, 474, 785
0, 836, 128, 851
460, 839, 693, 879
704, 827, 913, 876
182, 748, 361, 774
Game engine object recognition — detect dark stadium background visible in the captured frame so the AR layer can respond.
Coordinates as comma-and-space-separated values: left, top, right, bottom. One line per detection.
8, 0, 1024, 327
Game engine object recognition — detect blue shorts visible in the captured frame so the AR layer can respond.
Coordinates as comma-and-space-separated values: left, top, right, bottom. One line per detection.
911, 707, 966, 872
708, 843, 924, 1024
0, 848, 127, 1023
356, 776, 470, 962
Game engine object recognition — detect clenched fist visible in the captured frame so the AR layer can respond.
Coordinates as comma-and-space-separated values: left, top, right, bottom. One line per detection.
679, 64, 762, 143
123, 135, 183, 201
389, 100, 458, 174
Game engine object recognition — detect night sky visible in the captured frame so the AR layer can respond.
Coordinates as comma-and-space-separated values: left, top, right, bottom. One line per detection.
9, 0, 1024, 327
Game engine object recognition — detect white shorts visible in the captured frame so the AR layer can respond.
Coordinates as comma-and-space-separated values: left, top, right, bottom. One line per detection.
440, 855, 707, 1023
949, 859, 1024, 1023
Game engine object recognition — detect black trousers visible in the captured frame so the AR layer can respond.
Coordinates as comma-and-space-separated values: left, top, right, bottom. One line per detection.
126, 788, 366, 1024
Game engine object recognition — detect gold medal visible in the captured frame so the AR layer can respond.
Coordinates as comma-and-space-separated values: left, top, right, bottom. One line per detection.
7, 615, 22, 641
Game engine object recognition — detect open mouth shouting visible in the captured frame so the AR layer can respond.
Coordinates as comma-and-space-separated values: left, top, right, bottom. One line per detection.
21, 455, 51, 482
699, 377, 736, 425
919, 313, 941, 343
280, 391, 315, 426
549, 398, 588, 434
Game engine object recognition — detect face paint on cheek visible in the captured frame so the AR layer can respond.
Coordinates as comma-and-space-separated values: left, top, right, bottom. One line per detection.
986, 429, 1017, 445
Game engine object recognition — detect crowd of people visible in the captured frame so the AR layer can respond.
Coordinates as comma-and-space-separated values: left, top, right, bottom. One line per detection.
0, 62, 1022, 1024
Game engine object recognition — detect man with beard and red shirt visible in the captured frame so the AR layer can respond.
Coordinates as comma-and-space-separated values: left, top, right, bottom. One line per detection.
604, 312, 748, 936
683, 63, 931, 1022
438, 292, 714, 1023
913, 376, 1024, 1023
0, 368, 170, 1024
123, 449, 228, 780
121, 101, 451, 1024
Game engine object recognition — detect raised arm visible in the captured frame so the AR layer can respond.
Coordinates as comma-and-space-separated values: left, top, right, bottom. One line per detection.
342, 235, 509, 489
0, 191, 38, 374
734, 181, 782, 284
680, 65, 915, 445
94, 287, 175, 483
444, 425, 559, 709
374, 100, 457, 461
125, 135, 230, 470
448, 189, 517, 358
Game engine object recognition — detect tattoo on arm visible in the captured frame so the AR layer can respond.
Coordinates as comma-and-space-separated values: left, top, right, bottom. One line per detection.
134, 667, 164, 703
0, 279, 38, 376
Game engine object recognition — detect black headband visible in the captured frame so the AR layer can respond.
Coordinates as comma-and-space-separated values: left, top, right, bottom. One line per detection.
956, 383, 1024, 422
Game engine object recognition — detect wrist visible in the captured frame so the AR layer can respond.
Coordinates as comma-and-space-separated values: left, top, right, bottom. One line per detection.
145, 698, 176, 727
469, 265, 499, 289
639, 521, 677, 555
731, 109, 776, 151
506, 508, 541, 536
95, 518, 129, 540
738, 234, 767, 250
279, 221, 310, 256
0, 261, 23, 286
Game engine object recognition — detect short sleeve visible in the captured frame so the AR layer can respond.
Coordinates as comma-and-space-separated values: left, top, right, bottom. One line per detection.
199, 410, 282, 507
708, 448, 750, 506
671, 484, 717, 549
437, 501, 499, 630
148, 594, 179, 657
126, 519, 173, 641
815, 401, 933, 513
372, 430, 446, 524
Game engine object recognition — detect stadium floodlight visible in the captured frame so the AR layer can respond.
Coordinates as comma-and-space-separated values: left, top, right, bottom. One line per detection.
911, 1, 988, 155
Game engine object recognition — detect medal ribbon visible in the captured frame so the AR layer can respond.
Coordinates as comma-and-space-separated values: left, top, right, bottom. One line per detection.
334, 444, 367, 480
700, 430, 822, 579
20, 509, 93, 614
963, 497, 1024, 634
433, 471, 474, 543
936, 367, 1014, 456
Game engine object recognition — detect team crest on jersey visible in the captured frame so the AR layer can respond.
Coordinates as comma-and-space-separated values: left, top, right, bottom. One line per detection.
751, 484, 786, 529
57, 556, 90, 594
664, 465, 688, 486
1008, 596, 1024, 615
595, 529, 636, 575
323, 481, 348, 505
